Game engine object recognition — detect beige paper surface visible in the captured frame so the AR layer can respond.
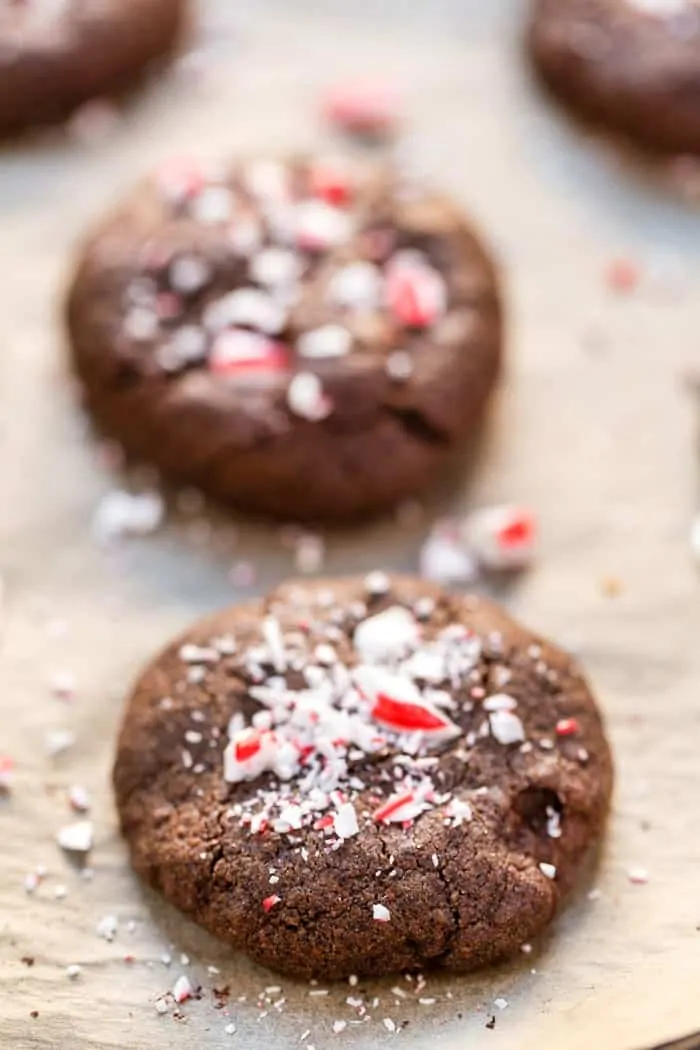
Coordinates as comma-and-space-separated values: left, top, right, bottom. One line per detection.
2, 2, 700, 1047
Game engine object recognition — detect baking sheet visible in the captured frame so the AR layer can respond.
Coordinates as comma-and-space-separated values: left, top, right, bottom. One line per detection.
2, 1, 700, 1047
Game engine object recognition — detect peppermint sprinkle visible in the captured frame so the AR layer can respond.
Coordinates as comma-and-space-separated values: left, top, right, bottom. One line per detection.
628, 866, 649, 885
67, 785, 91, 813
297, 324, 352, 360
57, 820, 93, 855
373, 903, 391, 922
96, 914, 119, 942
287, 373, 332, 422
66, 964, 82, 980
262, 894, 281, 912
172, 975, 194, 1003
489, 710, 525, 745
169, 254, 211, 295
538, 862, 557, 880
334, 802, 360, 839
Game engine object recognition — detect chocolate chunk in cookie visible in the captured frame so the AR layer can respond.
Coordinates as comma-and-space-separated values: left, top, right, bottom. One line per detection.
0, 0, 188, 137
528, 0, 700, 156
66, 156, 502, 521
114, 574, 613, 980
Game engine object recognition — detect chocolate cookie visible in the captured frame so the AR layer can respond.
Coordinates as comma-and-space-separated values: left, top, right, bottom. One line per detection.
0, 0, 188, 137
66, 156, 502, 521
114, 574, 613, 980
528, 0, 700, 156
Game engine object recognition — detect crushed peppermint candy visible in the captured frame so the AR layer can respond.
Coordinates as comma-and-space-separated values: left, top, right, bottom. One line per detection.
56, 821, 93, 855
489, 710, 525, 745
297, 324, 352, 360
172, 974, 194, 1003
462, 505, 537, 571
92, 490, 165, 544
419, 524, 478, 585
538, 862, 557, 880
67, 785, 91, 813
287, 373, 332, 421
372, 903, 391, 922
96, 914, 119, 942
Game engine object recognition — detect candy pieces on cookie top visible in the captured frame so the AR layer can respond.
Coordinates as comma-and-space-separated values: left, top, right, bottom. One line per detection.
116, 156, 458, 396
168, 575, 589, 846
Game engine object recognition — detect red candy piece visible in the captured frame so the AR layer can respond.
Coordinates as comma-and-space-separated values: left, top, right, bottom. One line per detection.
371, 694, 448, 734
373, 791, 417, 824
323, 81, 400, 137
234, 729, 262, 763
496, 511, 536, 550
385, 265, 445, 328
309, 164, 353, 208
209, 330, 289, 376
556, 718, 580, 737
262, 894, 281, 912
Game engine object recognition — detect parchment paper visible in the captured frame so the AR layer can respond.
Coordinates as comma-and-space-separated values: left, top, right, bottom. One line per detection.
2, 2, 700, 1048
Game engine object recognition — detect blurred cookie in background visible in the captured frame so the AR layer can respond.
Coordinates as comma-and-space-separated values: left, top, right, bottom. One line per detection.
66, 155, 503, 523
527, 0, 700, 156
0, 0, 189, 138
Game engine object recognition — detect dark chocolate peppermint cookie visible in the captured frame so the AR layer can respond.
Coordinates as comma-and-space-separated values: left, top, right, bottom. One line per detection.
0, 0, 188, 137
113, 574, 613, 980
66, 156, 502, 521
528, 0, 700, 155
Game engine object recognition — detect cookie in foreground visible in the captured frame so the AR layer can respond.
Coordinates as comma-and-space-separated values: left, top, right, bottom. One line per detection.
113, 574, 613, 980
0, 0, 188, 137
67, 155, 502, 521
527, 0, 700, 156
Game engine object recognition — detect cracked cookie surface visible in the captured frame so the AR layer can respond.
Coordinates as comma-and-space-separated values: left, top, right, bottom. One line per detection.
0, 0, 187, 136
113, 574, 613, 980
66, 156, 502, 521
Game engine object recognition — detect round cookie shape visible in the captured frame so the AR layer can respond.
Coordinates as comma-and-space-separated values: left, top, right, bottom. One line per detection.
0, 0, 188, 137
528, 0, 700, 155
113, 574, 613, 980
66, 156, 502, 521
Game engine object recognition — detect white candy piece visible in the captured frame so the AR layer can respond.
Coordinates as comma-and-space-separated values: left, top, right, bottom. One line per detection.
297, 324, 352, 359
57, 820, 93, 854
96, 915, 118, 941
333, 802, 360, 839
287, 372, 332, 421
92, 490, 165, 544
169, 255, 211, 294
419, 529, 477, 584
205, 288, 287, 335
483, 693, 518, 713
489, 710, 525, 745
68, 784, 91, 813
295, 200, 351, 249
372, 903, 391, 922
328, 261, 382, 309
462, 505, 536, 571
190, 186, 235, 225
353, 606, 420, 663
249, 247, 302, 288
172, 974, 194, 1004
539, 862, 557, 880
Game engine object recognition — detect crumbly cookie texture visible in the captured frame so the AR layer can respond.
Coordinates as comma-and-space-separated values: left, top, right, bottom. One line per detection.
67, 155, 501, 521
0, 0, 188, 136
114, 574, 613, 980
528, 0, 700, 155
